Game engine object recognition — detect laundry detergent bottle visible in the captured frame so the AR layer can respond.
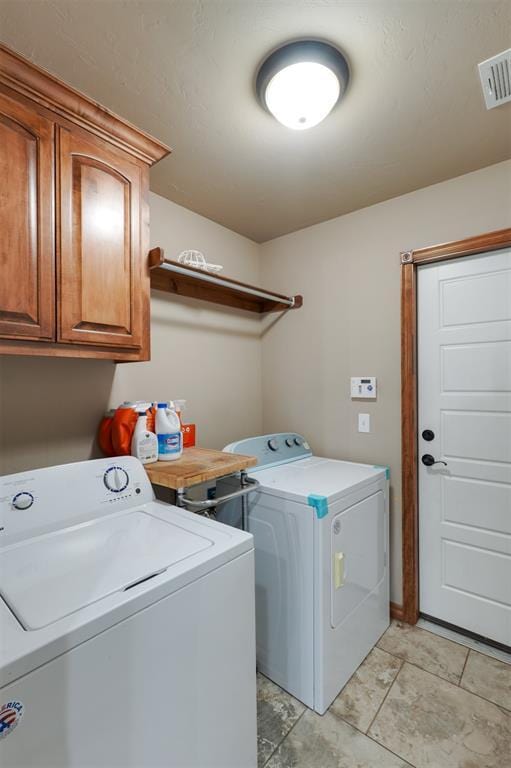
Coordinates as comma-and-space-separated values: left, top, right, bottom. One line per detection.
111, 404, 139, 456
156, 403, 183, 461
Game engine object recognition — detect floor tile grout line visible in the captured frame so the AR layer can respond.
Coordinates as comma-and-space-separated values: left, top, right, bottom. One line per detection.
364, 728, 416, 768
376, 643, 466, 686
364, 657, 405, 736
457, 646, 471, 687
261, 706, 307, 768
330, 701, 416, 768
458, 683, 511, 714
377, 652, 511, 714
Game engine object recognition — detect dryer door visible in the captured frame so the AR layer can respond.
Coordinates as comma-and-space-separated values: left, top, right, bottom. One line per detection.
330, 491, 385, 628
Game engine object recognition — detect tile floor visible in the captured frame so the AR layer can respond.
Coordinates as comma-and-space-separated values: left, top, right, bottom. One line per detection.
257, 621, 511, 767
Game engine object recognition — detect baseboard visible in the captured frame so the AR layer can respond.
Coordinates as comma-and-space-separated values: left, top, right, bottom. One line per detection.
390, 601, 405, 621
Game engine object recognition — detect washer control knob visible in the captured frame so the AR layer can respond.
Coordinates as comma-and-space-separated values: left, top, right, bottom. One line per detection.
294, 437, 303, 446
267, 439, 279, 452
103, 466, 129, 493
285, 438, 294, 447
12, 492, 34, 510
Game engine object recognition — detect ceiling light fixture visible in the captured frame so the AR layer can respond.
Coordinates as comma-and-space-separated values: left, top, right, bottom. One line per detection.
256, 40, 350, 130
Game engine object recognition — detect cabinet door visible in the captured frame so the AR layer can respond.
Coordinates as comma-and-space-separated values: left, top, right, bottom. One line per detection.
58, 127, 144, 349
0, 91, 55, 340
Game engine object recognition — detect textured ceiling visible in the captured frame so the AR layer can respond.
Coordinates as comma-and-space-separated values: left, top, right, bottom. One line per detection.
1, 0, 510, 242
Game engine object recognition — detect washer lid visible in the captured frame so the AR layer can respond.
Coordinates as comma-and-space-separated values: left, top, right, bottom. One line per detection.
0, 510, 213, 630
254, 456, 385, 504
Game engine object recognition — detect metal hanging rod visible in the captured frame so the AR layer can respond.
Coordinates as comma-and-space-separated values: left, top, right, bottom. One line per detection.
148, 247, 303, 314
160, 260, 295, 307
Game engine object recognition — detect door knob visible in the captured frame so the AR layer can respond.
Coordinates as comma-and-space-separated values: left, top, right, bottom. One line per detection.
421, 454, 447, 467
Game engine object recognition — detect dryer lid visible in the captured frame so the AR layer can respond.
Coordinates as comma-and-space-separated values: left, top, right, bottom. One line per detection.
253, 457, 385, 504
0, 510, 213, 630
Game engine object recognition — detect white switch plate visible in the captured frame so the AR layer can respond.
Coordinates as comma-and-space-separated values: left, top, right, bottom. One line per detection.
358, 413, 370, 433
351, 377, 377, 399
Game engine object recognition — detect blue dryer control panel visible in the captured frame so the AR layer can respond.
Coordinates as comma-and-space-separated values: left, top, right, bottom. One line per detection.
223, 433, 312, 472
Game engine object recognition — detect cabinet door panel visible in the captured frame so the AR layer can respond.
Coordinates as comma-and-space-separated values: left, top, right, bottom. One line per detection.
0, 92, 54, 340
58, 127, 142, 348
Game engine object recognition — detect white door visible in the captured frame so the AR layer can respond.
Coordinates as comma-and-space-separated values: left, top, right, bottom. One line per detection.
418, 249, 511, 647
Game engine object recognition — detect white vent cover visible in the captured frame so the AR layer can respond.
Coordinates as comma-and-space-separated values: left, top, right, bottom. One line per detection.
478, 49, 511, 109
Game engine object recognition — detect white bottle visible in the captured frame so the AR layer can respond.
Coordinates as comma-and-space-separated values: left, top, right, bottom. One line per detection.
156, 402, 183, 461
131, 411, 158, 465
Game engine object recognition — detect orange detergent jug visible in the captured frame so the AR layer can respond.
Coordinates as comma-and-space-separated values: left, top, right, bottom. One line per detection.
98, 403, 158, 457
111, 406, 139, 456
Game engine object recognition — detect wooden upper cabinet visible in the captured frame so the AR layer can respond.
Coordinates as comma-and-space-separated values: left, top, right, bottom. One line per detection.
0, 91, 55, 340
58, 127, 143, 349
0, 43, 170, 361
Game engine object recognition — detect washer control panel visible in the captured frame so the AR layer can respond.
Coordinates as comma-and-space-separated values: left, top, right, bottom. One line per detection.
0, 457, 153, 546
223, 433, 312, 470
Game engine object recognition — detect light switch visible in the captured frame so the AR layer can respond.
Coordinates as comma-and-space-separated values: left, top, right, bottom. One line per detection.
358, 413, 370, 433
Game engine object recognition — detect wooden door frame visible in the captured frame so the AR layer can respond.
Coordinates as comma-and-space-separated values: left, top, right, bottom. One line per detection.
400, 226, 511, 625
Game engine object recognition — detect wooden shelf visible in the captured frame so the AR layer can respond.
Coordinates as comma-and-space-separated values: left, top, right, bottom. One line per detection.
145, 447, 258, 490
149, 247, 303, 313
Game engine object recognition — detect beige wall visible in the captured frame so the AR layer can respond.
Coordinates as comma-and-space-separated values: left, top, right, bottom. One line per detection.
0, 192, 262, 475
260, 160, 511, 605
1, 162, 510, 604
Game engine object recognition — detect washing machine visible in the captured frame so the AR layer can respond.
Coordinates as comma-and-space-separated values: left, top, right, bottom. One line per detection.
217, 433, 389, 715
0, 457, 256, 767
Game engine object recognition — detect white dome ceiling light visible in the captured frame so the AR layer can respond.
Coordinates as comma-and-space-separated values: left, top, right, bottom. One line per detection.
256, 40, 350, 130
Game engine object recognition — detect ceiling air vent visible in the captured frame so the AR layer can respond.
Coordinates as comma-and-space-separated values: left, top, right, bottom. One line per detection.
478, 49, 511, 109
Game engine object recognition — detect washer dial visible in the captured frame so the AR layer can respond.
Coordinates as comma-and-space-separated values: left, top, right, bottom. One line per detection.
12, 491, 34, 510
267, 439, 279, 452
103, 466, 129, 493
